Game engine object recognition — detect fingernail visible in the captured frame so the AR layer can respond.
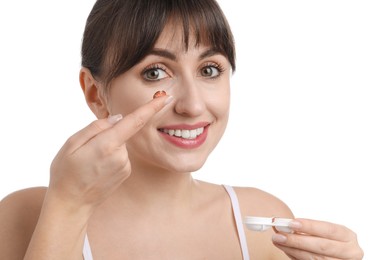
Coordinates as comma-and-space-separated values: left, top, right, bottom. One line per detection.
289, 220, 302, 229
108, 114, 123, 124
272, 233, 287, 243
164, 95, 174, 105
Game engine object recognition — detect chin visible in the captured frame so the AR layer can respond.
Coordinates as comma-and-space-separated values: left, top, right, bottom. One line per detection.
164, 156, 208, 174
174, 163, 204, 174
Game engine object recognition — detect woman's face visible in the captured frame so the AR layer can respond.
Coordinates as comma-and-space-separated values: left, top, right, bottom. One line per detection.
105, 24, 231, 173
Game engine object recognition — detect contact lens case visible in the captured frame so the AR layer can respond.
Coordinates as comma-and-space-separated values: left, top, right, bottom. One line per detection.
244, 216, 293, 233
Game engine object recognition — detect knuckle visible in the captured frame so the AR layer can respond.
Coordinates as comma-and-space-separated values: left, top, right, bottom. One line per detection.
122, 161, 132, 178
349, 240, 364, 260
326, 222, 339, 235
90, 120, 108, 132
118, 151, 129, 167
317, 242, 332, 256
95, 141, 115, 156
349, 230, 358, 241
114, 149, 131, 172
288, 235, 302, 249
114, 157, 131, 180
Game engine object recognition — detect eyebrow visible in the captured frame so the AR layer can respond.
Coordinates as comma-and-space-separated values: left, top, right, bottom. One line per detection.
149, 49, 177, 61
148, 47, 223, 61
199, 48, 223, 60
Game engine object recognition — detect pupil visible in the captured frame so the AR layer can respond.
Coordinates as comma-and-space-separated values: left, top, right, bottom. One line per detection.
149, 70, 159, 79
203, 67, 212, 76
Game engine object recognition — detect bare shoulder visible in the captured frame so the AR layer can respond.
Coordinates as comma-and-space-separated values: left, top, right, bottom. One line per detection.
231, 186, 293, 259
233, 186, 294, 218
0, 186, 47, 213
0, 187, 47, 259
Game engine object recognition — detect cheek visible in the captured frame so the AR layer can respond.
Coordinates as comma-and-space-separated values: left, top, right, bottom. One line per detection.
210, 84, 230, 117
108, 83, 151, 116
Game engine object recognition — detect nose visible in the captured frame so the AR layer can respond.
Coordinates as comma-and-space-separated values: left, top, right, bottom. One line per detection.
173, 77, 206, 117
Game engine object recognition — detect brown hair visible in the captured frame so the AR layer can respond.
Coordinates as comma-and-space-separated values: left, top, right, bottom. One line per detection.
81, 0, 236, 90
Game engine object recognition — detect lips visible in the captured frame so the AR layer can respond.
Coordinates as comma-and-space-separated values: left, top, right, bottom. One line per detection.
160, 127, 204, 139
158, 123, 209, 149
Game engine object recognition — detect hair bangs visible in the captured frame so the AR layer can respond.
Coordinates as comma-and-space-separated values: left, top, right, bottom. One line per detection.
169, 0, 236, 71
82, 0, 236, 91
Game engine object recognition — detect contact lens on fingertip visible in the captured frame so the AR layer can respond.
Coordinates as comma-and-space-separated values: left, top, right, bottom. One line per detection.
153, 90, 167, 99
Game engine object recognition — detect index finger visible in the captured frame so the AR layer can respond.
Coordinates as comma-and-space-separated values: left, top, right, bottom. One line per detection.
106, 95, 173, 145
291, 218, 354, 242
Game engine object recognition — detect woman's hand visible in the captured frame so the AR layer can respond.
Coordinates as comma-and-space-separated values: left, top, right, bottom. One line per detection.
273, 218, 364, 260
47, 95, 172, 213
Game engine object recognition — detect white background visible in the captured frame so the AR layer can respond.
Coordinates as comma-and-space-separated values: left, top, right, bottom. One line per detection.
0, 1, 378, 259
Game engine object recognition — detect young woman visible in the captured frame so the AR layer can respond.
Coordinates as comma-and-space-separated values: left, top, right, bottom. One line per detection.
0, 0, 363, 259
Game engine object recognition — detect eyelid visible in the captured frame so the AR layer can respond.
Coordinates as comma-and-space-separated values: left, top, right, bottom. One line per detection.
141, 63, 168, 74
203, 60, 226, 70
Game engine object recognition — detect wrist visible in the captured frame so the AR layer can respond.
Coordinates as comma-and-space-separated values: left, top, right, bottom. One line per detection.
42, 188, 95, 224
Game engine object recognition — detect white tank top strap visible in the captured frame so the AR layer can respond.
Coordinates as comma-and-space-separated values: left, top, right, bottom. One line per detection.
223, 184, 250, 260
83, 233, 94, 260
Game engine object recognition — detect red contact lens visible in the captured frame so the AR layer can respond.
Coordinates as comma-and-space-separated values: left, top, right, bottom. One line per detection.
153, 90, 167, 99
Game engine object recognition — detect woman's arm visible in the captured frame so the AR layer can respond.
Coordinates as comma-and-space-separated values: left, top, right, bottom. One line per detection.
0, 95, 172, 260
22, 190, 91, 260
0, 188, 90, 260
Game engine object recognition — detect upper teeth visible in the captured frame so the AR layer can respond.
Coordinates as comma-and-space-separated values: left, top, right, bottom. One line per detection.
162, 127, 204, 139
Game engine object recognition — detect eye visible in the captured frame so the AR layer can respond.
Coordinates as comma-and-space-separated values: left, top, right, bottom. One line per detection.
142, 64, 169, 81
199, 62, 225, 79
201, 67, 218, 77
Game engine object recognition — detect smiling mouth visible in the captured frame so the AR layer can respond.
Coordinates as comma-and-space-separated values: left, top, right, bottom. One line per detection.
158, 127, 205, 140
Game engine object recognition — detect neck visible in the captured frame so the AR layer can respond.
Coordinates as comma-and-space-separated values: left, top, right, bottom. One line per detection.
115, 162, 199, 212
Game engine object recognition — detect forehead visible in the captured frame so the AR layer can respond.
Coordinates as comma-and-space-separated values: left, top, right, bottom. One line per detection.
154, 19, 212, 53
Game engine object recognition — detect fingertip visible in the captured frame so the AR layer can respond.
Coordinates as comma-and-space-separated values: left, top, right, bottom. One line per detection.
164, 95, 174, 105
272, 233, 287, 244
107, 114, 123, 125
150, 94, 174, 112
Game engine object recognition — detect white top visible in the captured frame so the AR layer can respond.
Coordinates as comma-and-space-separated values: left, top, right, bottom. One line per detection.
83, 185, 250, 259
